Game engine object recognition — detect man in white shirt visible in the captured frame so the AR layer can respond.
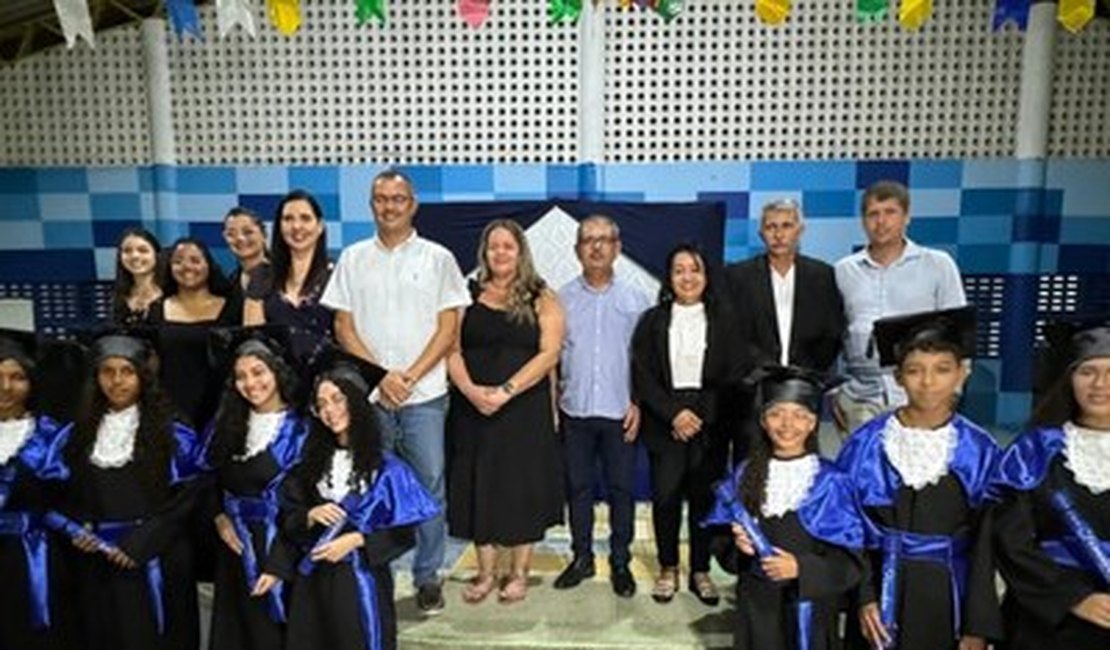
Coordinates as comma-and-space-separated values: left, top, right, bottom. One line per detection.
321, 169, 470, 614
834, 180, 967, 438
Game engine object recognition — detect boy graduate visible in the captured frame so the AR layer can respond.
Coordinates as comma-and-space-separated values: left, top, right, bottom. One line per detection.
706, 365, 865, 650
990, 318, 1110, 648
836, 306, 1002, 650
0, 329, 76, 650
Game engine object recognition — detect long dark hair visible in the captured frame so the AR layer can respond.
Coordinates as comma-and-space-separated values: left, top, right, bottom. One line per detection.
65, 356, 177, 493
270, 190, 329, 299
224, 206, 269, 264
205, 349, 299, 469
294, 378, 383, 494
738, 407, 820, 515
657, 242, 716, 307
162, 237, 232, 298
111, 227, 163, 321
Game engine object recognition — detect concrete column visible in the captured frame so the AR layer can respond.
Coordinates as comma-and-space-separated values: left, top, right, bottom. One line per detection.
578, 3, 605, 163
141, 18, 176, 165
1015, 2, 1058, 159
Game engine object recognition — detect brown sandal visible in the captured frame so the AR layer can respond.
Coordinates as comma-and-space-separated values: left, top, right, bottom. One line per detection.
498, 574, 528, 604
462, 574, 497, 604
651, 566, 678, 603
689, 571, 720, 606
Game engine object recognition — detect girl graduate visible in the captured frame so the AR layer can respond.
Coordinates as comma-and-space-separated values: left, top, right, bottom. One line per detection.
990, 319, 1110, 648
0, 330, 75, 650
836, 306, 1002, 650
706, 365, 865, 650
53, 330, 206, 650
202, 326, 309, 650
277, 347, 439, 650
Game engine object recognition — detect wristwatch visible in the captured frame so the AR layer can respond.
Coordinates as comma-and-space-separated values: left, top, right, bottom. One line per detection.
500, 380, 516, 396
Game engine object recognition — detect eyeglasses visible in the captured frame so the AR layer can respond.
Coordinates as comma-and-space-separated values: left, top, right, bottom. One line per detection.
312, 392, 348, 417
578, 235, 616, 247
372, 194, 412, 207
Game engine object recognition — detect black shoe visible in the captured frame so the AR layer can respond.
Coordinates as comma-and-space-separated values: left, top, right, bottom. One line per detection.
416, 582, 445, 615
610, 564, 636, 598
553, 556, 596, 590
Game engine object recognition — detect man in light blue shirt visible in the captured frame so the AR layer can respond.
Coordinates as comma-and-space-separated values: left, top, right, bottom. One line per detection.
834, 180, 967, 437
554, 215, 651, 598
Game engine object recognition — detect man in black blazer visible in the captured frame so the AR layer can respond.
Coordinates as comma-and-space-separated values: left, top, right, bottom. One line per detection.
723, 199, 846, 463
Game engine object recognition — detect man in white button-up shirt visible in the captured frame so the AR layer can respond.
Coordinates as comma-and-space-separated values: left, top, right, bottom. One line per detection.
321, 169, 470, 614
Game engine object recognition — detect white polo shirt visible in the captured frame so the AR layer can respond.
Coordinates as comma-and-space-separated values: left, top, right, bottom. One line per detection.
321, 230, 470, 405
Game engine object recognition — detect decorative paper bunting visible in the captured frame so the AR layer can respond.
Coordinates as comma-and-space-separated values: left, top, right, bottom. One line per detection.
1058, 0, 1096, 33
991, 0, 1032, 31
548, 0, 583, 23
355, 0, 388, 25
856, 0, 888, 22
52, 0, 95, 48
755, 0, 791, 25
216, 0, 257, 38
166, 0, 204, 40
617, 0, 634, 9
649, 0, 683, 21
897, 0, 932, 30
266, 0, 302, 36
458, 0, 492, 27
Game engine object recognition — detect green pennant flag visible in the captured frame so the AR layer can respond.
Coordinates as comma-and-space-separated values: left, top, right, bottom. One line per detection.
355, 0, 387, 25
856, 0, 888, 23
548, 0, 583, 23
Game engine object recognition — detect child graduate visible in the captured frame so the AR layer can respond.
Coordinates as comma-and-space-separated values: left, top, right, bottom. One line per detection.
202, 325, 310, 650
836, 306, 1001, 650
276, 346, 439, 650
53, 330, 206, 650
0, 329, 75, 650
990, 319, 1110, 648
706, 365, 865, 650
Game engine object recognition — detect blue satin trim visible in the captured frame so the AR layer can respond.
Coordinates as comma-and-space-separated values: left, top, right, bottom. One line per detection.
990, 427, 1066, 493
1041, 540, 1110, 586
298, 453, 438, 650
224, 494, 286, 622
837, 413, 1000, 509
876, 528, 970, 648
0, 512, 51, 628
265, 413, 309, 484
1046, 489, 1110, 587
169, 422, 203, 484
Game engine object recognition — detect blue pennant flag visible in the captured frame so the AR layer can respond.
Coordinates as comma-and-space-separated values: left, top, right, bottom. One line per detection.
992, 0, 1032, 31
166, 0, 204, 40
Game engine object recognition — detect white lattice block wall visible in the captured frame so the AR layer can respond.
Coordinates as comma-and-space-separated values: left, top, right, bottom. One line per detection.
1049, 19, 1110, 157
0, 24, 150, 166
604, 1, 1025, 161
168, 0, 579, 164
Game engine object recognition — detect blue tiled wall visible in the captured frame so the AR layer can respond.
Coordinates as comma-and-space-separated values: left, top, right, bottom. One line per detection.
2, 158, 1108, 428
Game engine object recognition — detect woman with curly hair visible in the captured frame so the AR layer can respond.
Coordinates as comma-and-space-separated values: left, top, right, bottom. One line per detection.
446, 219, 566, 604
55, 331, 205, 650
278, 348, 437, 650
202, 326, 309, 650
0, 330, 76, 650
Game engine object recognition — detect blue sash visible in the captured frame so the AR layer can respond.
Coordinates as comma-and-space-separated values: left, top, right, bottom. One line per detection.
0, 511, 51, 628
876, 528, 970, 648
1045, 489, 1110, 587
223, 493, 286, 622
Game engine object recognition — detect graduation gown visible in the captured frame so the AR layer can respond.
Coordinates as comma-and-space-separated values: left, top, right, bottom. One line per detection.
990, 426, 1110, 649
203, 411, 308, 650
278, 451, 439, 650
836, 413, 1002, 650
55, 420, 206, 650
706, 456, 866, 650
0, 416, 77, 650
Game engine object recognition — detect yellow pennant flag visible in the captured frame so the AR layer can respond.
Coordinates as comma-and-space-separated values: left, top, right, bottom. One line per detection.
267, 0, 302, 36
617, 0, 633, 9
1057, 0, 1096, 33
898, 0, 932, 31
755, 0, 791, 25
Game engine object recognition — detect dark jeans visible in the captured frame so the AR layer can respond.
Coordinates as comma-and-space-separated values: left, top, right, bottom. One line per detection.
562, 414, 637, 568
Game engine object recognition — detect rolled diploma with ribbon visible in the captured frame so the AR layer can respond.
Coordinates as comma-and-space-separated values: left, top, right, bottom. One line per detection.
1049, 490, 1110, 586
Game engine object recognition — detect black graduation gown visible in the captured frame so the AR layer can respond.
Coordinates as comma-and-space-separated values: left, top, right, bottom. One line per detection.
204, 413, 307, 650
837, 413, 1002, 650
276, 452, 438, 650
991, 427, 1110, 650
0, 417, 77, 650
60, 421, 205, 650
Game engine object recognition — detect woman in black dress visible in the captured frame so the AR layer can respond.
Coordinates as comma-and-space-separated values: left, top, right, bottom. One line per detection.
446, 219, 565, 604
278, 347, 437, 650
631, 242, 743, 606
202, 326, 308, 650
0, 329, 76, 650
244, 189, 334, 364
706, 365, 865, 650
991, 320, 1110, 648
222, 206, 269, 307
110, 227, 163, 326
55, 332, 205, 650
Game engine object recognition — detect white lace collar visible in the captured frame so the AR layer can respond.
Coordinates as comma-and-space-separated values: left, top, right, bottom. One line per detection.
762, 453, 820, 518
90, 405, 140, 469
317, 448, 367, 502
236, 409, 286, 461
881, 415, 957, 491
0, 416, 35, 466
1063, 421, 1110, 495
